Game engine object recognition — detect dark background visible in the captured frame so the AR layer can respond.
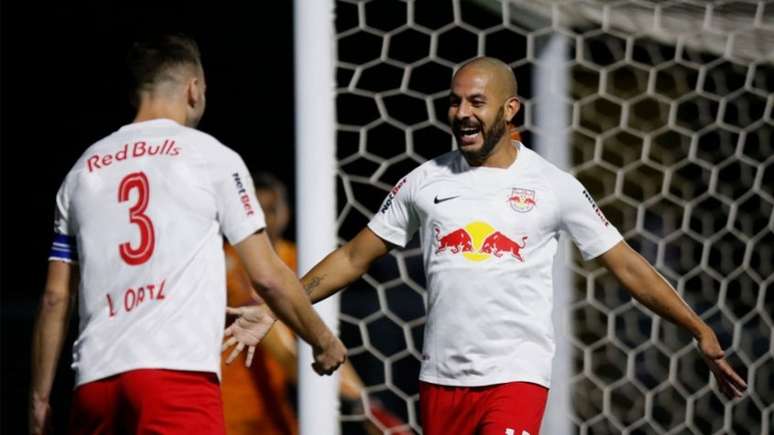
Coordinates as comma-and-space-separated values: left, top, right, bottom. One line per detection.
1, 2, 295, 432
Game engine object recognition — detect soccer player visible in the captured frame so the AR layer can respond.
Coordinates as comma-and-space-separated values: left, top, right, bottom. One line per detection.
29, 34, 346, 435
227, 57, 747, 434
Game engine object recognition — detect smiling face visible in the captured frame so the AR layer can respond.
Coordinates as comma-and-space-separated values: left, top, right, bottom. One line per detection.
448, 58, 520, 165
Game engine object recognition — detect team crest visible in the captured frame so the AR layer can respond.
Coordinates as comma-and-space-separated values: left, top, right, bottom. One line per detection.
507, 188, 536, 213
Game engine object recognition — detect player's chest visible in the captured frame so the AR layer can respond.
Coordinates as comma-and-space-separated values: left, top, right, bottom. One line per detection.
414, 176, 556, 238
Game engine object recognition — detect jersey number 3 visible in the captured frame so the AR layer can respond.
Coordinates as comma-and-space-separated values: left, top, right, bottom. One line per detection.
118, 172, 155, 265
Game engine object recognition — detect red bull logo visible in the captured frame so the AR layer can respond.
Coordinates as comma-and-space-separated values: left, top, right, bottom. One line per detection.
508, 188, 536, 213
434, 227, 473, 254
435, 221, 527, 262
480, 231, 528, 262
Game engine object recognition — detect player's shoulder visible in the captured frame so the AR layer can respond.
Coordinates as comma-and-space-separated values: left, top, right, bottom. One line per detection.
388, 150, 460, 191
428, 149, 460, 167
177, 126, 236, 156
65, 134, 117, 178
377, 153, 452, 200
116, 119, 239, 160
170, 125, 249, 172
516, 145, 584, 210
417, 149, 465, 178
521, 145, 576, 185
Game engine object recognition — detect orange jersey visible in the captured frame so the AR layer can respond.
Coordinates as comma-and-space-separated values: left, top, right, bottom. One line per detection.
509, 125, 522, 142
221, 243, 298, 435
274, 239, 298, 272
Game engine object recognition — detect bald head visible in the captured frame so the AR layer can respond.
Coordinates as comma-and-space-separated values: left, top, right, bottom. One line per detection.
454, 57, 518, 101
448, 56, 522, 166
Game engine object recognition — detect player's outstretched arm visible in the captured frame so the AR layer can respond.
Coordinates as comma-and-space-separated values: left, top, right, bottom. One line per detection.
29, 261, 77, 435
599, 241, 748, 399
230, 231, 347, 375
223, 227, 391, 365
302, 227, 392, 304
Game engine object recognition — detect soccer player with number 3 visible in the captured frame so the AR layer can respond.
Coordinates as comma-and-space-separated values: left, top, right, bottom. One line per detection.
228, 57, 747, 434
29, 34, 346, 434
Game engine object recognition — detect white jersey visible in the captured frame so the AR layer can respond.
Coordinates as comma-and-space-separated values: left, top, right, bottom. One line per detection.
368, 143, 622, 387
50, 119, 265, 386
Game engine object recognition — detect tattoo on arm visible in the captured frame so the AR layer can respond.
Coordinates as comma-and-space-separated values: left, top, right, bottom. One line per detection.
304, 275, 326, 295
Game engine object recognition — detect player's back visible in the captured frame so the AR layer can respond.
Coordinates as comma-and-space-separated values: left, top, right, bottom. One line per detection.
55, 119, 263, 386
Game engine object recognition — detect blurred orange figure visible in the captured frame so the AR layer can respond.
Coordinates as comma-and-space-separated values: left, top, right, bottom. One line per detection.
509, 124, 522, 142
221, 172, 299, 435
221, 173, 408, 435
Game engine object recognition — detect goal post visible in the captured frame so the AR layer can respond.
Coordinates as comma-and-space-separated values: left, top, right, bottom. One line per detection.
295, 0, 340, 434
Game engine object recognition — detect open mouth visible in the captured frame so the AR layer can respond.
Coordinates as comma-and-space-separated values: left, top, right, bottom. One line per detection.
456, 125, 482, 145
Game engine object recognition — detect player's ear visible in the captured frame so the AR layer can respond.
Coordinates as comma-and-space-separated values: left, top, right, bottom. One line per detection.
504, 96, 520, 123
186, 77, 202, 108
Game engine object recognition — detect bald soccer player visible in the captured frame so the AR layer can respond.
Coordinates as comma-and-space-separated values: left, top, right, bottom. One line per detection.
225, 57, 747, 434
29, 34, 346, 435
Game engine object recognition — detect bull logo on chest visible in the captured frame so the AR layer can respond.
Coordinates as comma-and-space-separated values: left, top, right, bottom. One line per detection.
507, 188, 536, 213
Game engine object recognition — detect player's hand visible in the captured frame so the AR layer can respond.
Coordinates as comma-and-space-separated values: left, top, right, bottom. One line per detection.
696, 327, 747, 399
222, 305, 276, 367
29, 393, 51, 435
312, 333, 347, 376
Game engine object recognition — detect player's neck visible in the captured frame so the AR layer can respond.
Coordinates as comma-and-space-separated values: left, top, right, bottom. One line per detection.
476, 138, 518, 169
133, 98, 188, 127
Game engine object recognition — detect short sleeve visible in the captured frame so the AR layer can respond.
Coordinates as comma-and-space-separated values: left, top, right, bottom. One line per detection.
368, 175, 420, 247
50, 178, 79, 263
556, 172, 623, 260
210, 150, 266, 244
53, 179, 72, 236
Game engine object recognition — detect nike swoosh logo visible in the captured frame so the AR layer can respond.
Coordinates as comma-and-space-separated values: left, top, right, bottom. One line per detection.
434, 195, 460, 204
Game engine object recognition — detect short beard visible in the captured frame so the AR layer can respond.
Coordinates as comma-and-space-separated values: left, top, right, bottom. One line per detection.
460, 107, 507, 166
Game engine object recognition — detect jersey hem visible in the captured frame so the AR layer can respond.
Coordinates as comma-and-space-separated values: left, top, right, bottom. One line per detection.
75, 361, 221, 387
48, 257, 77, 264
226, 220, 265, 245
580, 231, 624, 261
367, 220, 408, 247
418, 373, 551, 389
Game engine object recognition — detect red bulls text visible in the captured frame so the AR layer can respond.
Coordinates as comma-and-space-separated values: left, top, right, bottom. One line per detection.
87, 140, 181, 173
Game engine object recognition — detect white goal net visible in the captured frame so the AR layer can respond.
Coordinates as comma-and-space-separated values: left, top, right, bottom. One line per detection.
333, 1, 773, 433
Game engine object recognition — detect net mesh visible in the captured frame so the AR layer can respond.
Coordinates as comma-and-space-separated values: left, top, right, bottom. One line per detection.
333, 1, 774, 433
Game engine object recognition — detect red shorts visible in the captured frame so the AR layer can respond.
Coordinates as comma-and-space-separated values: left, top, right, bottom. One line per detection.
69, 369, 225, 435
420, 381, 548, 435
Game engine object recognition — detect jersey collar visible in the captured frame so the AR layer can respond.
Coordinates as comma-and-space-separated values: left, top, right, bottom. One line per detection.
118, 118, 182, 132
459, 140, 526, 173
